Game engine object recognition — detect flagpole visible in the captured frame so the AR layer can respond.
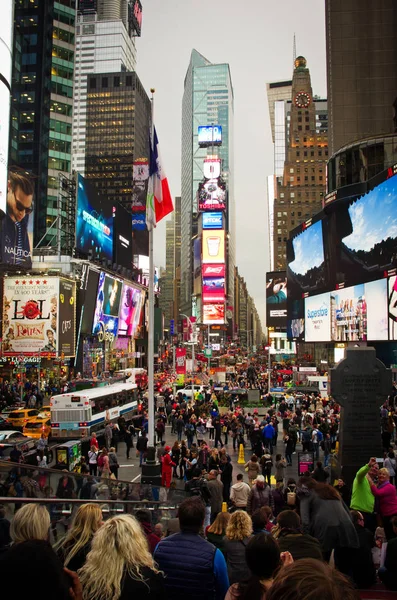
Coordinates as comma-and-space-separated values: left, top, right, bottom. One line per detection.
148, 88, 155, 449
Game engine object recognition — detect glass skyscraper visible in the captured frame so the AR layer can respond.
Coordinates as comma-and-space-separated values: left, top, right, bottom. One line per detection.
181, 49, 235, 324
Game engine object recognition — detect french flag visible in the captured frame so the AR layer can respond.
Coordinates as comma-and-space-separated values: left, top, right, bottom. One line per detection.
146, 126, 174, 230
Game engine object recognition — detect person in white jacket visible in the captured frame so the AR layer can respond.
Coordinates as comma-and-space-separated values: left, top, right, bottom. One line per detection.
230, 473, 251, 510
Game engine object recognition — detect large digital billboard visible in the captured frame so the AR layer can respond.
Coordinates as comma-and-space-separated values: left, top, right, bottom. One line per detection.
202, 276, 226, 304
289, 220, 325, 291
203, 303, 225, 325
198, 179, 226, 212
202, 230, 225, 264
76, 174, 113, 261
331, 279, 388, 342
92, 272, 123, 338
305, 292, 331, 343
202, 264, 226, 278
131, 159, 148, 214
117, 283, 144, 337
202, 212, 223, 229
58, 279, 76, 357
113, 203, 133, 270
3, 277, 59, 356
266, 271, 287, 329
198, 125, 222, 147
79, 268, 100, 335
193, 237, 201, 296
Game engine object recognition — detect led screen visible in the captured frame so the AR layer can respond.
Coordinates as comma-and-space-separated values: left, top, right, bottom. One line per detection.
202, 212, 223, 229
117, 283, 144, 337
266, 271, 287, 329
203, 303, 225, 325
198, 125, 222, 147
289, 220, 325, 290
76, 174, 113, 261
198, 179, 226, 212
342, 175, 397, 271
389, 276, 397, 340
113, 203, 132, 269
304, 292, 331, 342
202, 277, 225, 303
202, 230, 225, 264
92, 272, 123, 337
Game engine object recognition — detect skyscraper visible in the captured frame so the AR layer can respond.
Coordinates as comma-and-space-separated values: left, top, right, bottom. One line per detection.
325, 0, 397, 155
181, 49, 235, 332
72, 0, 141, 175
84, 71, 150, 211
159, 196, 181, 327
9, 0, 76, 246
267, 57, 328, 271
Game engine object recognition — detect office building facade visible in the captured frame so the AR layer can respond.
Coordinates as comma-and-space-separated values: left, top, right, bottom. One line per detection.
9, 0, 76, 245
84, 71, 150, 211
72, 0, 139, 175
181, 49, 235, 333
267, 57, 328, 271
325, 0, 397, 155
159, 196, 181, 328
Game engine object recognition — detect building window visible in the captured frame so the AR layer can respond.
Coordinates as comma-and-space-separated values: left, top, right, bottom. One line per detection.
89, 78, 96, 89
289, 168, 294, 173
102, 77, 108, 87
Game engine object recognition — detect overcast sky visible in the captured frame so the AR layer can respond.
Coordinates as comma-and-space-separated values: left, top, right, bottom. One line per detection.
136, 0, 327, 326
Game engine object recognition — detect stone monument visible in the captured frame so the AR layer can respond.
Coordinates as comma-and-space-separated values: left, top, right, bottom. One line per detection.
330, 347, 391, 486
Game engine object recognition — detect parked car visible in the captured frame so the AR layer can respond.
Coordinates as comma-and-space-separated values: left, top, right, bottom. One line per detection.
23, 416, 51, 440
0, 430, 28, 442
7, 409, 39, 431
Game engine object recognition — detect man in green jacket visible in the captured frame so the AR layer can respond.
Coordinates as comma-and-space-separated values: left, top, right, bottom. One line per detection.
350, 457, 378, 532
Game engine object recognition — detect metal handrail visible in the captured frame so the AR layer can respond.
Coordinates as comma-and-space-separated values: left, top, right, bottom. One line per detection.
0, 497, 177, 507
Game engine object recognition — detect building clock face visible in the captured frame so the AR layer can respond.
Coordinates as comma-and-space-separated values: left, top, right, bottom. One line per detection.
294, 91, 311, 108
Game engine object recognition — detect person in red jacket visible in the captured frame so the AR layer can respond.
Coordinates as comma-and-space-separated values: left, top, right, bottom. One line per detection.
161, 445, 176, 488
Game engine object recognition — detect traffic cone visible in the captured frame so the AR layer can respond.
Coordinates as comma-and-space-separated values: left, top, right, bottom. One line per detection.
237, 443, 245, 464
222, 502, 228, 513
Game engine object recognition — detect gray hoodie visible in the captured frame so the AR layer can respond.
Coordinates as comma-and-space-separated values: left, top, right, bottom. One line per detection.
230, 480, 251, 507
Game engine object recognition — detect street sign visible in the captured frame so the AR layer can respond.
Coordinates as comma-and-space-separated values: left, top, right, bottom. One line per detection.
204, 348, 212, 358
170, 319, 174, 335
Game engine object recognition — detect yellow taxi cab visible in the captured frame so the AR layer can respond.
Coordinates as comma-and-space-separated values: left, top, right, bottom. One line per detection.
7, 409, 39, 430
23, 416, 51, 440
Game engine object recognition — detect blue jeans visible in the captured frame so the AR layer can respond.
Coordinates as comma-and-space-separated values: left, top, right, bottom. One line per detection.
323, 453, 330, 467
139, 451, 145, 466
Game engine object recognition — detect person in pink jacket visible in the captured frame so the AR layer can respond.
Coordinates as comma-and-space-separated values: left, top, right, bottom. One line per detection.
367, 467, 397, 540
161, 445, 176, 488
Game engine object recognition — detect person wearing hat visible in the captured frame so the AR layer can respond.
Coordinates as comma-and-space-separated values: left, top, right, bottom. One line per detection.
161, 445, 176, 488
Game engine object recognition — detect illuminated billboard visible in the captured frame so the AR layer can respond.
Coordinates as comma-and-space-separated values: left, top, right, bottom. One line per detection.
131, 159, 148, 213
128, 0, 142, 36
58, 279, 76, 357
202, 212, 223, 229
198, 179, 226, 212
193, 237, 201, 296
305, 292, 331, 343
389, 276, 397, 340
1, 168, 34, 268
76, 174, 113, 261
266, 271, 287, 329
3, 277, 59, 356
203, 303, 225, 325
113, 203, 132, 269
92, 272, 123, 338
118, 283, 144, 337
203, 158, 221, 179
202, 230, 225, 264
331, 279, 388, 342
289, 220, 325, 291
202, 276, 226, 304
202, 264, 225, 278
198, 125, 222, 147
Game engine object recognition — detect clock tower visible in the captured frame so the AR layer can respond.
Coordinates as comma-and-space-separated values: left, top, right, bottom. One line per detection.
272, 56, 328, 270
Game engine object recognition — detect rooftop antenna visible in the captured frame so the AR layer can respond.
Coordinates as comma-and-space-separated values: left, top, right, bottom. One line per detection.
293, 33, 296, 67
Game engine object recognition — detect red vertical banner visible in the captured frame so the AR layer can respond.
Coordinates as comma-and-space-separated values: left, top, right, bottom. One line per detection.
175, 348, 186, 374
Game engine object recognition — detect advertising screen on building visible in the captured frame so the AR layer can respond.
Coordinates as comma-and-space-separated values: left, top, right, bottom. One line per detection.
193, 237, 201, 296
304, 292, 331, 342
113, 203, 133, 270
76, 174, 113, 261
266, 271, 287, 329
202, 264, 226, 278
202, 230, 225, 264
202, 212, 223, 229
198, 179, 226, 212
118, 283, 144, 338
389, 276, 397, 340
92, 272, 123, 338
3, 277, 59, 356
131, 159, 148, 213
80, 268, 100, 335
203, 303, 225, 325
289, 220, 325, 291
330, 279, 388, 342
1, 168, 35, 268
202, 277, 225, 303
58, 279, 76, 357
198, 125, 222, 147
338, 174, 397, 282
128, 0, 142, 36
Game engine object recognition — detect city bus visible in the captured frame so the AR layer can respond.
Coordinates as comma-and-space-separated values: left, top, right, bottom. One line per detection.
50, 381, 139, 440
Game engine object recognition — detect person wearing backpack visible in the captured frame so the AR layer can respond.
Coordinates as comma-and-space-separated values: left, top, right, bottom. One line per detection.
185, 467, 212, 527
88, 445, 98, 476
284, 478, 298, 509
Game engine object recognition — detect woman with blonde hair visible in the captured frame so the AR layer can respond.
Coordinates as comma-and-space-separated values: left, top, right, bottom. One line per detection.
10, 503, 50, 544
223, 510, 253, 584
78, 513, 165, 599
205, 511, 231, 554
56, 503, 103, 571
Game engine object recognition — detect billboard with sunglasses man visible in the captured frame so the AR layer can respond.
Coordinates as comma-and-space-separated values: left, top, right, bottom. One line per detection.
1, 168, 34, 268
